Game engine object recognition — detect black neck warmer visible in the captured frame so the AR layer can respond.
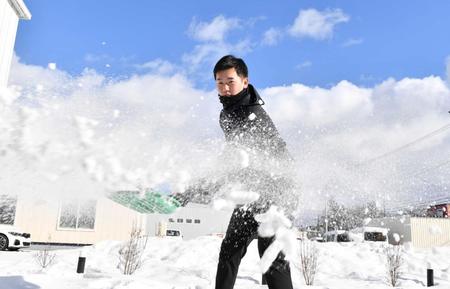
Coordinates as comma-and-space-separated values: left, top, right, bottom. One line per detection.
219, 88, 248, 109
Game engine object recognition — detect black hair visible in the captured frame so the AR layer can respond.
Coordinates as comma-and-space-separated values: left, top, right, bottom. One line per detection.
213, 55, 248, 79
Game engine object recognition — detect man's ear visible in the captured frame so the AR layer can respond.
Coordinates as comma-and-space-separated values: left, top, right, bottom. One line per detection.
243, 77, 249, 88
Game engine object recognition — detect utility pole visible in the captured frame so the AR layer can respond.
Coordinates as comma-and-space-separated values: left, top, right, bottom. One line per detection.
324, 197, 328, 233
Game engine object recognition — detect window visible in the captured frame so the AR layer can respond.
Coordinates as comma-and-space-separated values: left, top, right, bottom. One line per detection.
0, 195, 17, 225
186, 219, 192, 223
168, 218, 175, 222
58, 200, 96, 230
194, 219, 200, 224
177, 218, 183, 223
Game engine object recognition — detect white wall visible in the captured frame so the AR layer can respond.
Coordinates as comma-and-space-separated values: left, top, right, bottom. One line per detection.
146, 203, 232, 240
410, 217, 450, 248
0, 0, 20, 87
14, 197, 146, 244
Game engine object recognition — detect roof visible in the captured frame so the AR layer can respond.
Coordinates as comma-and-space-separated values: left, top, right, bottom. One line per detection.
109, 190, 181, 214
7, 0, 31, 20
323, 230, 348, 235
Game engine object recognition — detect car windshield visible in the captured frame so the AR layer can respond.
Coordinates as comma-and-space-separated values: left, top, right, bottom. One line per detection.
166, 230, 180, 236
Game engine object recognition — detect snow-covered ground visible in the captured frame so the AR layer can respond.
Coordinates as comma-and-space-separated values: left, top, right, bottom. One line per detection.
1, 236, 450, 289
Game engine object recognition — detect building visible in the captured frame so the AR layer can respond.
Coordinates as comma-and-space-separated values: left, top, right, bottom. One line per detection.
367, 216, 450, 248
0, 0, 31, 87
0, 192, 231, 245
146, 203, 232, 240
1, 194, 146, 245
427, 203, 449, 218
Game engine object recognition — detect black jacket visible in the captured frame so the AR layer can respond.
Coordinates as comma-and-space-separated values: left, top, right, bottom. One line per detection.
219, 84, 289, 160
176, 85, 295, 210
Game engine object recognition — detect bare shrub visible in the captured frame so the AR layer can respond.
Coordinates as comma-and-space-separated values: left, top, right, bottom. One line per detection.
299, 240, 319, 286
34, 235, 56, 269
384, 245, 403, 287
118, 222, 148, 275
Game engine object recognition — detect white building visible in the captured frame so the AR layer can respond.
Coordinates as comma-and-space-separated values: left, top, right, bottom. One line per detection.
0, 0, 31, 87
3, 195, 147, 245
146, 203, 232, 240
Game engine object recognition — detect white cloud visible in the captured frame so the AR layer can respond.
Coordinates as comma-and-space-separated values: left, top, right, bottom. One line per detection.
262, 27, 283, 46
4, 57, 221, 200
264, 80, 373, 126
188, 15, 240, 42
182, 39, 252, 73
446, 56, 450, 84
4, 56, 450, 216
295, 61, 312, 70
84, 53, 113, 63
288, 8, 349, 40
134, 58, 176, 75
184, 15, 252, 76
341, 38, 363, 47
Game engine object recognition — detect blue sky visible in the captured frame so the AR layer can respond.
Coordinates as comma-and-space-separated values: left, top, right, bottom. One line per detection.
15, 0, 450, 89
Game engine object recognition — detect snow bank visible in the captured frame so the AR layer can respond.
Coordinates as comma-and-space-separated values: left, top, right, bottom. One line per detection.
2, 236, 450, 288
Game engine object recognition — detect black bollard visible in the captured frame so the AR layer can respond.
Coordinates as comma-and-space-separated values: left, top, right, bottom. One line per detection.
427, 269, 434, 287
77, 256, 86, 274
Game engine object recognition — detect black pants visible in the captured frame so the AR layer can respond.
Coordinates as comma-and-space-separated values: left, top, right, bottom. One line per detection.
215, 207, 293, 289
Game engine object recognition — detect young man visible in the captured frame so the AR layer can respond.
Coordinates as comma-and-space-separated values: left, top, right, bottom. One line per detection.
214, 55, 294, 289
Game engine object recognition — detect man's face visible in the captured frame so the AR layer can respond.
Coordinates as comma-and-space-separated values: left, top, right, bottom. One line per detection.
215, 68, 248, 97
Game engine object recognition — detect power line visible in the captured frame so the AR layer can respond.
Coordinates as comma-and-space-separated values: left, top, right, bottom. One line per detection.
359, 123, 450, 166
386, 194, 450, 214
407, 158, 450, 180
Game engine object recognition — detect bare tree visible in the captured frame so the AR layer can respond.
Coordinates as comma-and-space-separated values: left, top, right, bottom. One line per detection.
34, 235, 56, 269
118, 222, 148, 275
298, 240, 319, 286
384, 245, 403, 287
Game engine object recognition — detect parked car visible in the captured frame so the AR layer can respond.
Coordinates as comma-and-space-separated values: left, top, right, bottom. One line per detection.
310, 236, 325, 242
363, 226, 389, 243
0, 225, 31, 251
165, 229, 182, 239
323, 230, 351, 242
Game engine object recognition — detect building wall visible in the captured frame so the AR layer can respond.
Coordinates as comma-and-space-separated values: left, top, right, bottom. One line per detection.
411, 217, 450, 248
146, 203, 232, 240
0, 0, 20, 87
13, 197, 146, 244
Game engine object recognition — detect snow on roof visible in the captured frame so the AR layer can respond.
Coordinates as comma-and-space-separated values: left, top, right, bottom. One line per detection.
185, 202, 210, 209
8, 0, 32, 20
323, 230, 348, 235
363, 226, 389, 235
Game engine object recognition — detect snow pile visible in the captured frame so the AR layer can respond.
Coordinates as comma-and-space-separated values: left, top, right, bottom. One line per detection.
2, 237, 450, 288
